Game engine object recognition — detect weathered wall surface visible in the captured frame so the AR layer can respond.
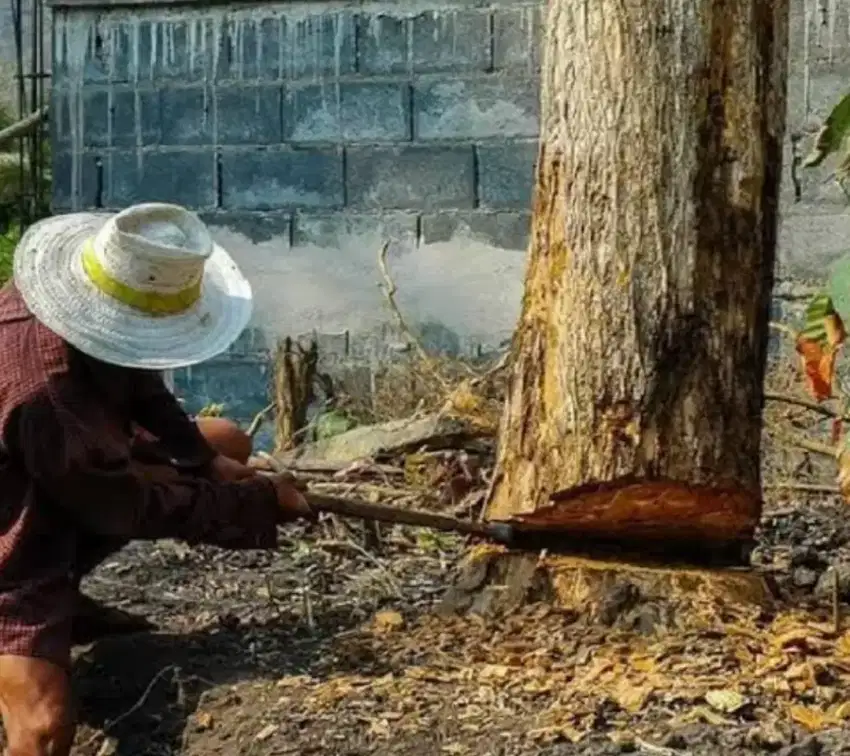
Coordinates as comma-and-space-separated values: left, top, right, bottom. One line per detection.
47, 0, 850, 425
50, 0, 538, 422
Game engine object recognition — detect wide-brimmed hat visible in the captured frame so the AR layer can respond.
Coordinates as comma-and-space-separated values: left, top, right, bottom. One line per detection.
13, 202, 253, 370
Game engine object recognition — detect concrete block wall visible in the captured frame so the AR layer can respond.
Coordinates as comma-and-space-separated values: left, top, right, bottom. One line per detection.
46, 0, 850, 425
50, 2, 541, 249
49, 0, 541, 423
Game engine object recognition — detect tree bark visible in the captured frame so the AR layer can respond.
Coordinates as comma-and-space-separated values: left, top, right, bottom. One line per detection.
486, 0, 790, 546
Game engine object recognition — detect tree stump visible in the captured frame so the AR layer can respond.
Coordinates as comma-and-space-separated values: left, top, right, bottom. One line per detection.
273, 336, 319, 453
441, 547, 775, 634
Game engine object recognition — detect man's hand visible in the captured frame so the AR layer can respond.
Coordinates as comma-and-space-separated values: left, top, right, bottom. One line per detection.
208, 454, 257, 483
268, 473, 314, 522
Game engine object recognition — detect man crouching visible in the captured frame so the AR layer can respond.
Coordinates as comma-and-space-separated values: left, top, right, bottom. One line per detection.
0, 203, 313, 755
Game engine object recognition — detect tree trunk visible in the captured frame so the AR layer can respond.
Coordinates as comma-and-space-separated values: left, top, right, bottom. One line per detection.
486, 0, 790, 546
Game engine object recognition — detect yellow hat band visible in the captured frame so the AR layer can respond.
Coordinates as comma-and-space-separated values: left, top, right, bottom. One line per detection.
81, 240, 202, 316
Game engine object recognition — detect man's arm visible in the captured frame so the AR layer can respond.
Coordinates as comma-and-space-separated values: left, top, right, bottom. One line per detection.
128, 369, 217, 469
4, 387, 280, 550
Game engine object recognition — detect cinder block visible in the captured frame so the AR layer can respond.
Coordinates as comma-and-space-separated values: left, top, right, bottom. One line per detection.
346, 145, 475, 210
788, 3, 850, 67
342, 83, 410, 142
477, 140, 538, 209
414, 77, 539, 140
421, 210, 531, 250
81, 23, 111, 84
51, 151, 101, 211
286, 83, 410, 143
174, 361, 271, 419
50, 91, 72, 149
291, 211, 418, 247
778, 206, 850, 278
225, 327, 270, 356
411, 10, 491, 72
110, 88, 160, 148
199, 211, 291, 245
107, 150, 216, 208
281, 12, 356, 79
160, 87, 212, 146
82, 90, 110, 148
356, 14, 410, 74
215, 17, 281, 81
220, 148, 344, 210
215, 86, 282, 144
109, 21, 159, 83
154, 19, 215, 81
493, 7, 542, 71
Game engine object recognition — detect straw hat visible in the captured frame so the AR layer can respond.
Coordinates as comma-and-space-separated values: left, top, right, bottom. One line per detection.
13, 203, 253, 370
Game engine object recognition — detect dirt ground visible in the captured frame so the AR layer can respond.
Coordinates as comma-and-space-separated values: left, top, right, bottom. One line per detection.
69, 486, 850, 756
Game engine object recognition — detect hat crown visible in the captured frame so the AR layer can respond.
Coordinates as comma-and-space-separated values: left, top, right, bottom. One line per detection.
93, 203, 212, 294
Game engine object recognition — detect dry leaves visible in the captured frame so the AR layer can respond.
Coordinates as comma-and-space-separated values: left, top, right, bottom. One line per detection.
796, 294, 846, 402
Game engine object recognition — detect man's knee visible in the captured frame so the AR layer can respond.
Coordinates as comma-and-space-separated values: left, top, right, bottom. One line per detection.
195, 417, 253, 465
7, 703, 74, 756
0, 656, 75, 756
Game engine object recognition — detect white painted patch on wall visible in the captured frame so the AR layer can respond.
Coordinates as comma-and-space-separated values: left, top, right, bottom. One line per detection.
212, 224, 525, 349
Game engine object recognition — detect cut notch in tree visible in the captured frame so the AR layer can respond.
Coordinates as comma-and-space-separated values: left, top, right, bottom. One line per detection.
481, 1, 790, 561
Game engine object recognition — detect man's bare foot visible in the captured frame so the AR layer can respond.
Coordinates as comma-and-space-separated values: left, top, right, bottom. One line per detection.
71, 593, 156, 646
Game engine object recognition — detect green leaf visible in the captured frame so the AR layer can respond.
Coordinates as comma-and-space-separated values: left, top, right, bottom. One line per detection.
313, 410, 356, 440
799, 293, 838, 345
0, 224, 19, 286
804, 93, 850, 168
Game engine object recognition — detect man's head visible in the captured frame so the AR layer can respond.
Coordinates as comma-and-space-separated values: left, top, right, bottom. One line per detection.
12, 203, 253, 370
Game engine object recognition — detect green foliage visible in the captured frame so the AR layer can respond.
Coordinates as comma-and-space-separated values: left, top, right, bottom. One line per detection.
803, 92, 850, 169
0, 225, 19, 286
313, 409, 357, 440
197, 403, 226, 418
0, 100, 52, 235
801, 92, 850, 201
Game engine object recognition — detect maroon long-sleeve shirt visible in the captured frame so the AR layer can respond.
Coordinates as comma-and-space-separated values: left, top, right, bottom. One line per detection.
0, 283, 279, 665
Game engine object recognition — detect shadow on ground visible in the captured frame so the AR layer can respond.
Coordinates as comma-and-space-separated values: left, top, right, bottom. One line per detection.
72, 608, 394, 755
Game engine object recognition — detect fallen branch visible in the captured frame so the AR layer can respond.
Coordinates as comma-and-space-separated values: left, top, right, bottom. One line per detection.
763, 481, 840, 494
764, 391, 848, 420
768, 320, 798, 339
82, 665, 179, 747
769, 427, 837, 458
247, 402, 274, 438
0, 107, 48, 149
377, 241, 449, 389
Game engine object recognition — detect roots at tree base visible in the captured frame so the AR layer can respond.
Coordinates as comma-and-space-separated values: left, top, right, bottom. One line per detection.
439, 546, 774, 634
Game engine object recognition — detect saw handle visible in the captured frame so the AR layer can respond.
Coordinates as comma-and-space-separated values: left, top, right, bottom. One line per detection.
305, 491, 513, 544
254, 452, 513, 545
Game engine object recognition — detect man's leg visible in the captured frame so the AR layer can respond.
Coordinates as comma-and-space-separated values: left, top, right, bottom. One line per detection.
0, 656, 75, 756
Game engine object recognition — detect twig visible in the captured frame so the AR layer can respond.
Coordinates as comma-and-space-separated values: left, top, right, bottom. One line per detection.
468, 348, 511, 388
764, 391, 847, 420
0, 106, 48, 149
83, 666, 179, 747
301, 579, 315, 632
377, 241, 448, 389
635, 739, 692, 756
833, 567, 842, 635
769, 321, 798, 339
247, 402, 274, 438
769, 427, 838, 458
308, 481, 417, 499
763, 482, 840, 494
341, 537, 403, 597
